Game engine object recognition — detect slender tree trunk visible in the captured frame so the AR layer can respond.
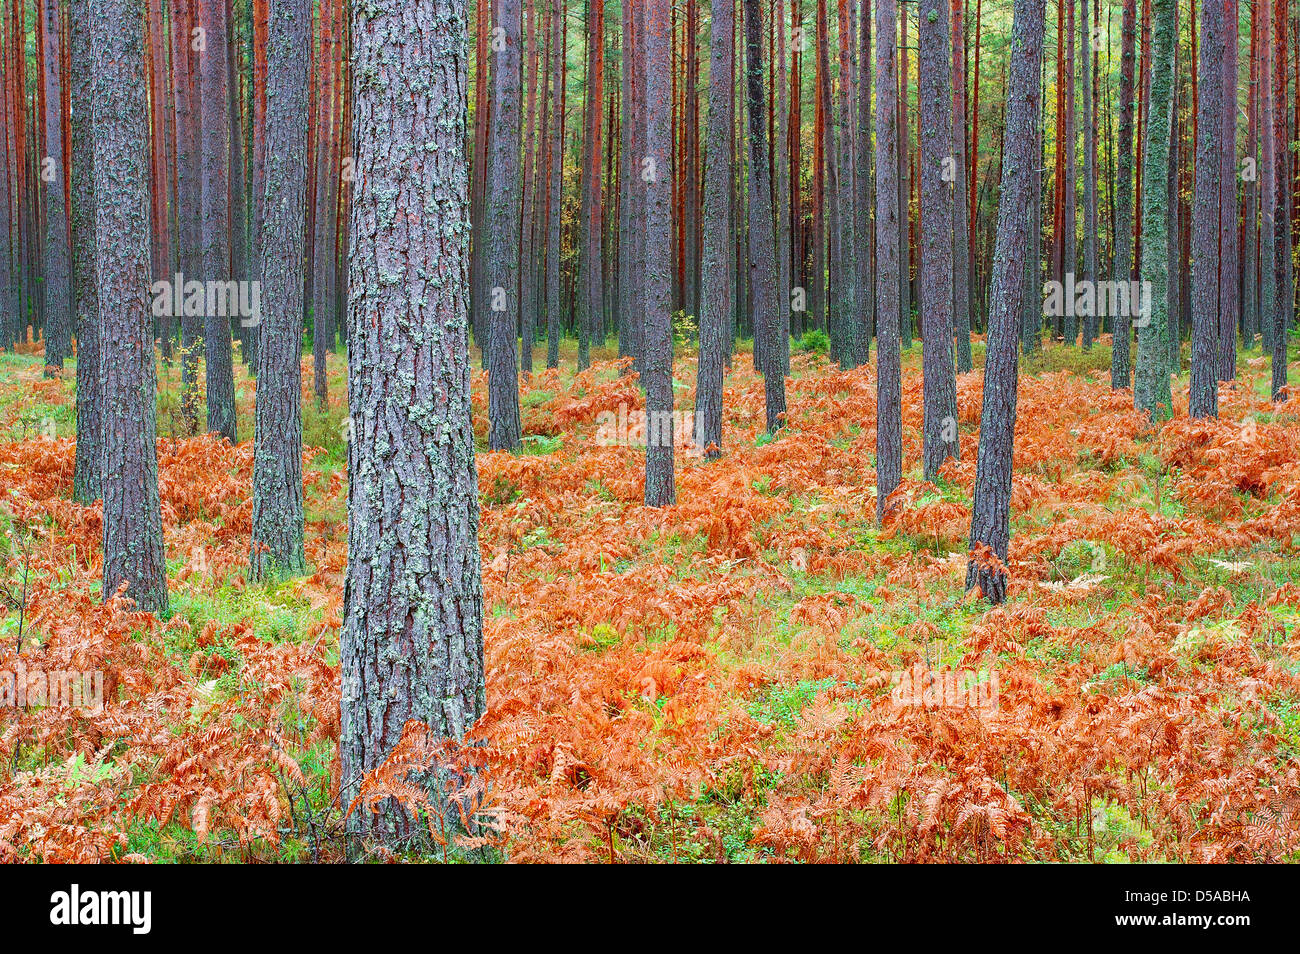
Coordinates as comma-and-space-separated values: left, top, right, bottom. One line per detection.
1271, 0, 1290, 400
745, 0, 787, 432
856, 0, 875, 362
1190, 0, 1225, 417
199, 0, 237, 442
695, 0, 735, 460
1081, 0, 1099, 348
899, 4, 912, 346
311, 0, 337, 408
1112, 0, 1137, 387
90, 0, 168, 614
40, 0, 70, 372
486, 0, 523, 451
546, 0, 564, 369
965, 0, 1044, 603
577, 0, 604, 369
250, 0, 310, 581
643, 0, 676, 505
69, 0, 99, 503
1135, 0, 1176, 419
918, 0, 959, 480
875, 0, 902, 523
1218, 0, 1240, 380
951, 0, 972, 371
341, 0, 486, 849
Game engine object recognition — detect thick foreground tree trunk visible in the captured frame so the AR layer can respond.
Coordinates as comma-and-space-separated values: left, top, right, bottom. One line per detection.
341, 0, 486, 848
91, 0, 168, 614
250, 0, 310, 581
965, 0, 1044, 604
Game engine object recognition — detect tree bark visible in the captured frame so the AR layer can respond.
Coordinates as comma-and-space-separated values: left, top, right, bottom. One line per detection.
199, 0, 238, 442
1135, 0, 1176, 419
341, 0, 486, 848
745, 0, 788, 433
70, 0, 100, 503
1190, 0, 1225, 418
40, 0, 71, 372
951, 0, 972, 372
1112, 0, 1137, 387
250, 0, 310, 581
875, 0, 902, 522
695, 0, 734, 461
91, 0, 168, 614
966, 0, 1044, 604
643, 0, 676, 506
918, 0, 959, 480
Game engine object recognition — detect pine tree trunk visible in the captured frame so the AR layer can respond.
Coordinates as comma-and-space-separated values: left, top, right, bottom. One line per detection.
69, 0, 100, 503
951, 0, 972, 372
695, 0, 735, 461
745, 0, 787, 433
250, 0, 310, 581
1190, 0, 1225, 418
1135, 0, 1176, 419
40, 0, 71, 372
341, 0, 486, 848
577, 0, 604, 370
965, 0, 1044, 604
546, 0, 564, 369
875, 0, 903, 524
856, 0, 875, 362
91, 0, 168, 614
643, 0, 676, 506
1218, 0, 1240, 381
486, 0, 523, 451
1081, 0, 1099, 349
199, 0, 237, 442
1270, 0, 1290, 401
918, 0, 959, 481
1112, 0, 1137, 387
898, 5, 912, 347
312, 0, 337, 407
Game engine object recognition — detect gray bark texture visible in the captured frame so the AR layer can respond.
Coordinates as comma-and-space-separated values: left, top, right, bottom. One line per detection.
250, 0, 310, 581
340, 0, 487, 847
90, 0, 168, 615
966, 0, 1044, 604
744, 0, 787, 432
1189, 0, 1225, 418
486, 0, 522, 451
70, 0, 101, 503
200, 0, 237, 442
875, 0, 903, 523
643, 0, 676, 506
918, 0, 959, 481
1135, 0, 1176, 419
694, 0, 735, 461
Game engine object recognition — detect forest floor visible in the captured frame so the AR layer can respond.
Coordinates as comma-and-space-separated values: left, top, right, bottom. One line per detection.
1, 332, 1299, 862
